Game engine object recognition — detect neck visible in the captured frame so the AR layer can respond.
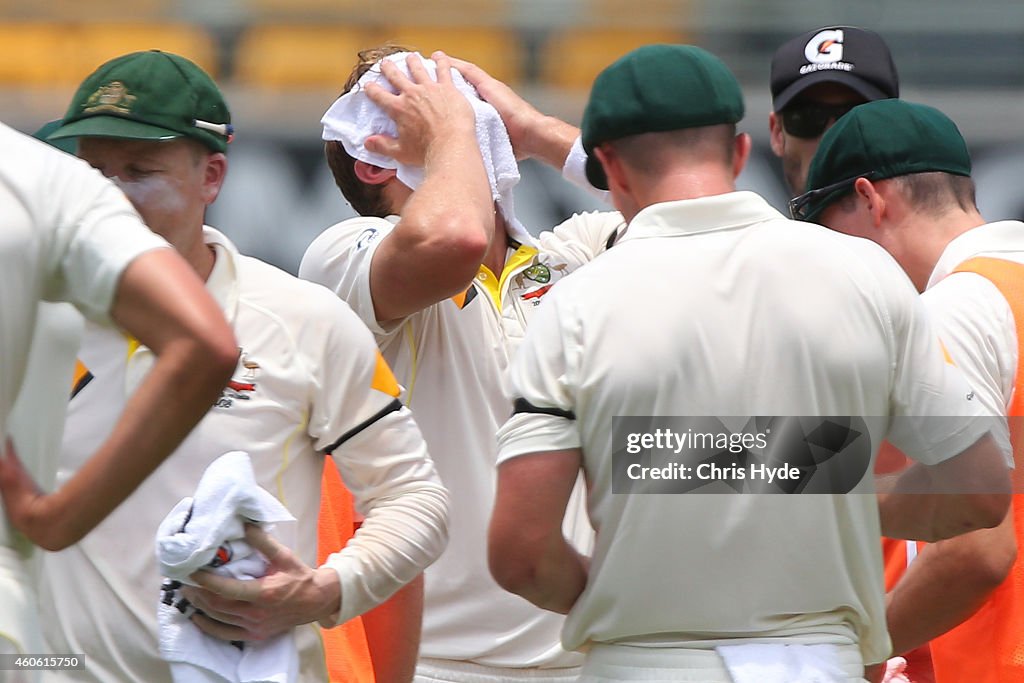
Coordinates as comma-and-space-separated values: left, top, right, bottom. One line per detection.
621, 163, 736, 222
180, 227, 216, 282
899, 208, 986, 291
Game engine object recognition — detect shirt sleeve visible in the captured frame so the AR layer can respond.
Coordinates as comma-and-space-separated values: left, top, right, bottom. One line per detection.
497, 286, 583, 463
298, 216, 403, 339
921, 272, 1015, 460
43, 150, 170, 322
305, 294, 448, 624
885, 270, 1005, 466
537, 210, 625, 272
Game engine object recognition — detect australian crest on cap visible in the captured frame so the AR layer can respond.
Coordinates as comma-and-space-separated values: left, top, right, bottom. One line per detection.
83, 81, 136, 115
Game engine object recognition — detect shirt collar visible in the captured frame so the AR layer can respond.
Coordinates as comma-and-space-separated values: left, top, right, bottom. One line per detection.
202, 226, 241, 322
927, 220, 1024, 289
618, 191, 785, 243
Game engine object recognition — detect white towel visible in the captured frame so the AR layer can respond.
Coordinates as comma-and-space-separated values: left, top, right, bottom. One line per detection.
321, 51, 536, 248
716, 643, 850, 683
155, 451, 297, 683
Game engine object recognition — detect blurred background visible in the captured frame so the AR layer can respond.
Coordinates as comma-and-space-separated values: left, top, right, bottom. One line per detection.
2, 0, 1023, 273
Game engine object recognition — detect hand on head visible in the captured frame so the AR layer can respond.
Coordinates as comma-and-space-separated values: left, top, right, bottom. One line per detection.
363, 52, 476, 167
444, 52, 545, 161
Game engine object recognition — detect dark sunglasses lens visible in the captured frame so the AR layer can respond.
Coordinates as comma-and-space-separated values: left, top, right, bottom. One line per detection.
782, 108, 829, 138
782, 104, 854, 139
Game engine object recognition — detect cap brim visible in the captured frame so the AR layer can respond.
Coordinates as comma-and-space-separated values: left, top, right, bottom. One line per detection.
33, 119, 76, 154
47, 116, 181, 143
773, 71, 889, 112
585, 153, 609, 191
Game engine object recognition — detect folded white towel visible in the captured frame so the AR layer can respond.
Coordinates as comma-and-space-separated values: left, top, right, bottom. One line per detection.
155, 451, 297, 683
717, 643, 850, 683
321, 51, 536, 248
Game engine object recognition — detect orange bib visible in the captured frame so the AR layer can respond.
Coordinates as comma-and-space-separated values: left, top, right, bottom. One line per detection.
317, 458, 375, 682
930, 257, 1024, 682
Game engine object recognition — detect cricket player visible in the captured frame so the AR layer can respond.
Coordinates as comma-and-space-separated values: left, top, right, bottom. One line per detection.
796, 98, 1023, 683
35, 50, 449, 682
0, 120, 237, 679
490, 44, 1010, 683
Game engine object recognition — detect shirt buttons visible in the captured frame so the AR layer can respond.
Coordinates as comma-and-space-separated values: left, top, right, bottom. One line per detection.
477, 273, 488, 281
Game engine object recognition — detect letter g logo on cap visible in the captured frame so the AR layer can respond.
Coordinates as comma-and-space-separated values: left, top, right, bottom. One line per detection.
805, 29, 844, 63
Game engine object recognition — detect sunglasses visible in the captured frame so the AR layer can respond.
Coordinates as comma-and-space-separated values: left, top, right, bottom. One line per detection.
780, 102, 859, 139
789, 172, 878, 221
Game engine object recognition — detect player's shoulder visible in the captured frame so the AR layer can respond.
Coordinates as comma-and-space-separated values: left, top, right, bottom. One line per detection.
304, 215, 397, 262
236, 251, 355, 315
761, 216, 907, 275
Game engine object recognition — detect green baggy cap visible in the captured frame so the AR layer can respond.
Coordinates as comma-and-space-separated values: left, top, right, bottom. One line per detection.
798, 99, 971, 222
581, 44, 745, 190
48, 50, 232, 153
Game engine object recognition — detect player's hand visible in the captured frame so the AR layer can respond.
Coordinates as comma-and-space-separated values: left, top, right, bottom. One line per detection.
183, 524, 340, 641
363, 52, 476, 168
0, 438, 52, 547
444, 52, 545, 161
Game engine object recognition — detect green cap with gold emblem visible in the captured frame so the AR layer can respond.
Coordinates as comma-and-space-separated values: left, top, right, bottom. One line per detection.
48, 50, 232, 153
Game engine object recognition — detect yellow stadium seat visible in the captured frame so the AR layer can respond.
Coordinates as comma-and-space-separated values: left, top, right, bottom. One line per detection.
379, 25, 523, 85
0, 23, 71, 85
234, 25, 375, 90
71, 23, 218, 84
540, 27, 688, 91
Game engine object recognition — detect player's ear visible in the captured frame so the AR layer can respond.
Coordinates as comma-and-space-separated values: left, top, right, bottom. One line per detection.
354, 160, 397, 186
732, 132, 752, 179
768, 111, 785, 158
201, 152, 227, 205
853, 176, 885, 227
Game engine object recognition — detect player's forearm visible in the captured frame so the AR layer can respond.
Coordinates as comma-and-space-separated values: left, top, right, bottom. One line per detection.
495, 537, 588, 614
521, 116, 580, 171
322, 485, 448, 625
879, 435, 1010, 541
887, 514, 1015, 654
25, 337, 234, 549
394, 132, 494, 287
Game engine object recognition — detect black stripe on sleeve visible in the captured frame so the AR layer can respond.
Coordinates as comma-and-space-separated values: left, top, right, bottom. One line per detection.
70, 372, 93, 400
512, 398, 576, 421
325, 398, 403, 454
605, 228, 619, 251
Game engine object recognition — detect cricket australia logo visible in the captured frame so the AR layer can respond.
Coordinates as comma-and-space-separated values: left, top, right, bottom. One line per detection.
216, 349, 260, 409
514, 261, 567, 306
82, 80, 137, 115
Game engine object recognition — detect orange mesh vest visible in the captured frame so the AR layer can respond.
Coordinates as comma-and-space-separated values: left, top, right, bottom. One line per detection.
930, 257, 1024, 682
317, 457, 375, 682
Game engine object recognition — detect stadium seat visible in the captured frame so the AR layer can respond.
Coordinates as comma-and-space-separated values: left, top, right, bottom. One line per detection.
0, 23, 70, 85
72, 23, 218, 82
377, 24, 524, 85
539, 27, 688, 90
234, 25, 375, 90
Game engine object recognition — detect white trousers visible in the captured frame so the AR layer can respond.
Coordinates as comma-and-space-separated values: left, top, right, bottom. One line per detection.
578, 643, 868, 683
415, 658, 581, 683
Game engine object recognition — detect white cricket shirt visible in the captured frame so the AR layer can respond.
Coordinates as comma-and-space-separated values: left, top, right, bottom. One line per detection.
40, 228, 448, 682
497, 191, 992, 666
923, 220, 1024, 447
300, 211, 621, 667
0, 123, 167, 654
